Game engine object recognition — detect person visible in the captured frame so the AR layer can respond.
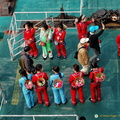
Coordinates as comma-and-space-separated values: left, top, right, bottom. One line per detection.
69, 64, 85, 105
89, 62, 104, 103
74, 14, 94, 40
32, 64, 50, 106
49, 66, 67, 105
88, 23, 105, 66
19, 69, 34, 109
23, 21, 38, 58
116, 35, 120, 56
77, 38, 90, 75
19, 46, 35, 73
39, 23, 53, 60
53, 22, 67, 59
79, 116, 86, 120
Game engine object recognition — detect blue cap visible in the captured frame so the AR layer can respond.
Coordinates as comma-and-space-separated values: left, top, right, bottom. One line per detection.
89, 26, 99, 32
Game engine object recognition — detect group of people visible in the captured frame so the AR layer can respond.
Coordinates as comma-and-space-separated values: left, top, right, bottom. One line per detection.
18, 14, 106, 110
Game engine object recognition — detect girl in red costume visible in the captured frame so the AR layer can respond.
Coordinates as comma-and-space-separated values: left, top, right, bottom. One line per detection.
23, 22, 38, 58
116, 35, 120, 56
74, 15, 94, 40
53, 22, 67, 59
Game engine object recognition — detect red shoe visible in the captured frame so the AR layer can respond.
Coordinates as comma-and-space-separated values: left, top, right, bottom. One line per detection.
89, 98, 96, 103
38, 101, 43, 104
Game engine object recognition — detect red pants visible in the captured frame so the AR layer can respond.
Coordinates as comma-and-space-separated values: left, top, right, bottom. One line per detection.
28, 42, 38, 57
117, 44, 120, 56
55, 43, 67, 57
90, 82, 101, 102
70, 86, 84, 105
36, 87, 49, 106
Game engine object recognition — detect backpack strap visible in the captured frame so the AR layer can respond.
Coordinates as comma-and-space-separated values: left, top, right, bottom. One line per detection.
77, 46, 86, 51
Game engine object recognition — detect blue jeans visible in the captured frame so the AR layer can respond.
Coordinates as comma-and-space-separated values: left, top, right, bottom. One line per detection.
52, 86, 66, 104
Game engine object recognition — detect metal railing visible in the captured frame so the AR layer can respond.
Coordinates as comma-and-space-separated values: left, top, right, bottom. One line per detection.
7, 0, 83, 61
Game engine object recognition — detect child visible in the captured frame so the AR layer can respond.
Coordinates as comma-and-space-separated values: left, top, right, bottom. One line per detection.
89, 62, 104, 103
116, 35, 120, 56
39, 23, 53, 60
32, 64, 50, 106
69, 64, 85, 105
23, 22, 38, 58
49, 66, 67, 105
19, 69, 34, 109
53, 22, 67, 59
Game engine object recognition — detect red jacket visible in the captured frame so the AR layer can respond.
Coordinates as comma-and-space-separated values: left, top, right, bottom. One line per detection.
89, 67, 104, 83
69, 71, 84, 84
53, 28, 66, 43
77, 21, 93, 39
32, 72, 48, 88
24, 28, 35, 41
116, 35, 120, 44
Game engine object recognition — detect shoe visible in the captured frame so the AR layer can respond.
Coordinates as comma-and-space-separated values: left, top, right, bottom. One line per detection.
38, 101, 43, 104
55, 103, 60, 106
96, 58, 100, 61
63, 57, 67, 59
50, 57, 53, 60
34, 57, 37, 59
57, 56, 61, 59
89, 98, 96, 103
43, 57, 47, 60
63, 99, 67, 104
30, 56, 33, 58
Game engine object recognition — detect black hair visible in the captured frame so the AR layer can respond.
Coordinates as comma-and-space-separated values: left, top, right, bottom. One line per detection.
77, 15, 86, 23
73, 64, 80, 72
52, 66, 62, 78
24, 46, 31, 52
91, 62, 99, 68
41, 23, 48, 30
79, 116, 86, 120
57, 22, 64, 29
19, 68, 28, 79
36, 64, 42, 71
23, 21, 33, 28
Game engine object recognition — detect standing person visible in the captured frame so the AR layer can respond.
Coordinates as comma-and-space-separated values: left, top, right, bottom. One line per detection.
69, 64, 85, 105
19, 69, 34, 109
32, 64, 50, 106
53, 22, 67, 59
77, 38, 90, 75
116, 35, 120, 56
89, 62, 105, 103
23, 21, 38, 58
39, 23, 53, 60
74, 15, 94, 40
19, 46, 35, 73
88, 23, 105, 66
49, 66, 67, 105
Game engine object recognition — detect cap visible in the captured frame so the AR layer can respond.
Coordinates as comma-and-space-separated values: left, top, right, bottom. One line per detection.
89, 25, 99, 32
80, 38, 89, 44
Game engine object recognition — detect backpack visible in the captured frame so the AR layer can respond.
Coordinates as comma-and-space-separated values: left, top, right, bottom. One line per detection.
94, 72, 106, 82
35, 74, 46, 87
71, 72, 85, 89
53, 79, 63, 89
24, 80, 33, 90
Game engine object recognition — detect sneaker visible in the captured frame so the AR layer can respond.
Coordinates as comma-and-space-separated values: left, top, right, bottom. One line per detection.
89, 98, 96, 103
43, 57, 47, 60
57, 56, 61, 59
30, 56, 33, 58
34, 57, 37, 59
63, 57, 67, 59
96, 58, 100, 61
50, 57, 53, 60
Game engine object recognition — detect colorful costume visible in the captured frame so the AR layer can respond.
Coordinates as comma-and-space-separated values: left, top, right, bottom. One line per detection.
53, 28, 67, 58
32, 72, 50, 106
40, 28, 53, 59
89, 67, 104, 102
49, 73, 66, 104
116, 35, 120, 56
19, 74, 34, 108
77, 21, 93, 40
24, 28, 38, 57
69, 71, 85, 105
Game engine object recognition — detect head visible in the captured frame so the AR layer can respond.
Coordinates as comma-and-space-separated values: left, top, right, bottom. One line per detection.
41, 23, 48, 31
36, 64, 43, 71
23, 22, 33, 30
57, 22, 64, 31
52, 66, 60, 73
19, 68, 27, 77
79, 116, 86, 120
89, 25, 99, 33
91, 62, 99, 69
24, 46, 31, 53
78, 15, 87, 23
80, 38, 89, 46
73, 64, 80, 72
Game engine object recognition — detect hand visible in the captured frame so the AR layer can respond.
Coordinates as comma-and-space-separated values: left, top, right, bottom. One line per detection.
91, 18, 95, 22
101, 22, 105, 30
